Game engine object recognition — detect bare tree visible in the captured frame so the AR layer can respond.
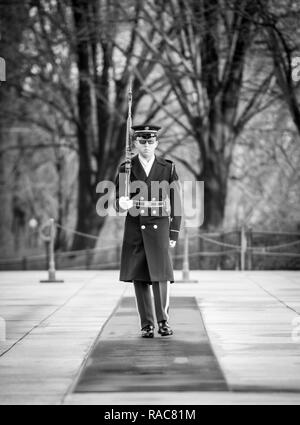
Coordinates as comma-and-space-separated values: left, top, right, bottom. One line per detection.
70, 0, 174, 249
0, 0, 31, 255
130, 0, 278, 230
1, 0, 173, 251
257, 0, 300, 135
3, 0, 298, 255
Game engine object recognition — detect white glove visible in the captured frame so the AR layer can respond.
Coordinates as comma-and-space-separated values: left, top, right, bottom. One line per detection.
169, 240, 176, 248
119, 196, 133, 211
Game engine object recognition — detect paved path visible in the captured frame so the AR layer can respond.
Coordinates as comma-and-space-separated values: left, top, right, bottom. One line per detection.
0, 270, 300, 405
74, 297, 228, 393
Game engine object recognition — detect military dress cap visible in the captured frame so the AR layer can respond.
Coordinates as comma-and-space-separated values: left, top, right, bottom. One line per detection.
132, 124, 161, 139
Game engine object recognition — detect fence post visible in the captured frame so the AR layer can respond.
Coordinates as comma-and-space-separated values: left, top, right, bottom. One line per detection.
116, 244, 121, 265
217, 232, 224, 270
177, 223, 198, 283
85, 249, 93, 269
175, 240, 180, 270
240, 225, 247, 271
45, 241, 50, 271
40, 219, 64, 283
247, 227, 253, 270
182, 225, 189, 280
22, 257, 28, 271
235, 229, 239, 270
198, 228, 202, 269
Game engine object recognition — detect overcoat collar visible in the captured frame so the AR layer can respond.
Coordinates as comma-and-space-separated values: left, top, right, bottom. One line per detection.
131, 154, 166, 183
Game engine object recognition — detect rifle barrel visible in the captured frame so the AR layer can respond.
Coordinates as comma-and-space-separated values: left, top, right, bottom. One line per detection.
125, 78, 133, 198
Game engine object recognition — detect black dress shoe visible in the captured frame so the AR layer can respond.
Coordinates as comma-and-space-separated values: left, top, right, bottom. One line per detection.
158, 321, 173, 336
141, 325, 154, 338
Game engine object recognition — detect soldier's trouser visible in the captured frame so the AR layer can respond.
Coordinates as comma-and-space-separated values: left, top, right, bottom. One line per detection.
133, 280, 170, 329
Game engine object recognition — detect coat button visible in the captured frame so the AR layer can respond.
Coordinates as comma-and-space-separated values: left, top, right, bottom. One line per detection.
152, 197, 156, 201
141, 210, 145, 214
153, 225, 158, 229
140, 197, 144, 201
153, 210, 157, 215
141, 225, 146, 230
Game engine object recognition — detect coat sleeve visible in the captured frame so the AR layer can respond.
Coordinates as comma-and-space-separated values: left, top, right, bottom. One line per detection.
169, 163, 182, 242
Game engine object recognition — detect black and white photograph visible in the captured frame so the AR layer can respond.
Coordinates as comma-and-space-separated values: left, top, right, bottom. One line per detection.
0, 0, 300, 409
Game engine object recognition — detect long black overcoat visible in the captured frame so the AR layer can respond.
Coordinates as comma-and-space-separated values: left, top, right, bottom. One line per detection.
115, 154, 182, 284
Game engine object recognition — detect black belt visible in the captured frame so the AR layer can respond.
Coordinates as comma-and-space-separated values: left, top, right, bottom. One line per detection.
132, 200, 167, 208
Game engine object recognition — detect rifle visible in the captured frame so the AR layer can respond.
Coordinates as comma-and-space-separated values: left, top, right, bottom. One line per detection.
125, 77, 133, 198
123, 79, 168, 211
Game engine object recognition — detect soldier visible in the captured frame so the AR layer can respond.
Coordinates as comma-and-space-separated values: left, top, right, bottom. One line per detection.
115, 125, 182, 338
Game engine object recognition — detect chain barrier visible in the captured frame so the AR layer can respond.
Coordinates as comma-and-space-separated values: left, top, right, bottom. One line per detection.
173, 249, 237, 259
188, 228, 240, 239
253, 230, 300, 236
56, 223, 103, 241
56, 245, 121, 258
251, 251, 300, 258
196, 234, 240, 249
194, 232, 300, 252
1, 221, 300, 268
63, 260, 121, 271
248, 239, 300, 251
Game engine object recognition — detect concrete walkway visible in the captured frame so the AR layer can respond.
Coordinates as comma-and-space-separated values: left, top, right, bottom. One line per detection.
0, 270, 300, 405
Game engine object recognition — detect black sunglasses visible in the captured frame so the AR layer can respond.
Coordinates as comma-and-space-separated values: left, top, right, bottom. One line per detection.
136, 137, 157, 145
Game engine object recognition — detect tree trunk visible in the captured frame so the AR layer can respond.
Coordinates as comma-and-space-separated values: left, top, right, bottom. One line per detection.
72, 0, 101, 250
55, 156, 68, 251
200, 156, 228, 231
72, 193, 105, 250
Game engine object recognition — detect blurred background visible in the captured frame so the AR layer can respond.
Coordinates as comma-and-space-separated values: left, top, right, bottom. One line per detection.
0, 0, 299, 271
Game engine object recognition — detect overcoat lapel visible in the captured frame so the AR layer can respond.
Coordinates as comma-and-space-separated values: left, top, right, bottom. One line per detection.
131, 155, 165, 185
131, 155, 147, 182
146, 158, 161, 183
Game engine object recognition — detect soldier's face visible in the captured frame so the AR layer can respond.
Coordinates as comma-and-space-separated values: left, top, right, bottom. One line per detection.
135, 138, 158, 159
